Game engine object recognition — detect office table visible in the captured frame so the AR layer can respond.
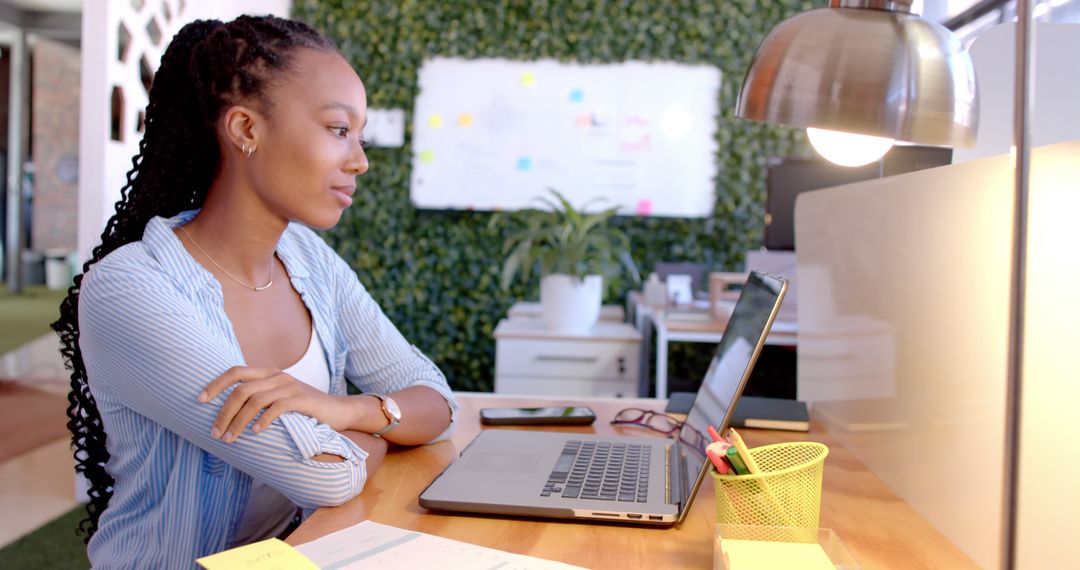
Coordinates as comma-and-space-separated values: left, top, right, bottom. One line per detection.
630, 297, 798, 397
286, 393, 976, 569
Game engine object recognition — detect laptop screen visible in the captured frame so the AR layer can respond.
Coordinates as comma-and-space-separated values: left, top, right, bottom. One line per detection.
673, 271, 787, 505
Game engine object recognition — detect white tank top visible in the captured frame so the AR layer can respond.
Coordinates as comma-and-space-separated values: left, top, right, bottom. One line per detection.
233, 324, 330, 545
280, 324, 330, 393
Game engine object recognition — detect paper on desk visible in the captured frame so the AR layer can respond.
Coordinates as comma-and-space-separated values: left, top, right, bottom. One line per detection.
196, 538, 319, 570
295, 520, 585, 569
718, 539, 834, 570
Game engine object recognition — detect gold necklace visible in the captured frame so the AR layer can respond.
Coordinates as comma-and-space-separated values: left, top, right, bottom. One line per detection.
178, 226, 273, 292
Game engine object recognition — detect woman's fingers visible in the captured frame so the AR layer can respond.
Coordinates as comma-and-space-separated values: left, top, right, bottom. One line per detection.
253, 400, 292, 435
208, 369, 285, 440
201, 367, 332, 442
198, 365, 278, 403
219, 387, 282, 442
212, 379, 260, 438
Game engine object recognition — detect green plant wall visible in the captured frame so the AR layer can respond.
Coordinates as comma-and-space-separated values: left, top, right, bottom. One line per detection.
293, 0, 813, 392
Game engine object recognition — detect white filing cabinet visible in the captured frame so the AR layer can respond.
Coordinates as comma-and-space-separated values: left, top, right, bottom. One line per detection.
493, 318, 641, 398
506, 301, 625, 322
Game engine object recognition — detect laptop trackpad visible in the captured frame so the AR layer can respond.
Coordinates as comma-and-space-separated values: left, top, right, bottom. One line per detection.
464, 451, 543, 474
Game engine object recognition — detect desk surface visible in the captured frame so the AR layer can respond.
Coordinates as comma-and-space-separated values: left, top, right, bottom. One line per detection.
286, 393, 976, 569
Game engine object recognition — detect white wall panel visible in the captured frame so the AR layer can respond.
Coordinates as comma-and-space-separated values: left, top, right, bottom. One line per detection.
796, 140, 1080, 569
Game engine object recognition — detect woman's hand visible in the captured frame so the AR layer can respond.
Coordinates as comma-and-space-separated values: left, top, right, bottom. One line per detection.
199, 366, 353, 442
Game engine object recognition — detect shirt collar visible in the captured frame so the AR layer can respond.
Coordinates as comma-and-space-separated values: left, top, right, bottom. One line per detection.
142, 210, 310, 297
275, 227, 311, 280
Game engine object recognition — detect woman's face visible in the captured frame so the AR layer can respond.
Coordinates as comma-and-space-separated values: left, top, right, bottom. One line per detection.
247, 48, 369, 230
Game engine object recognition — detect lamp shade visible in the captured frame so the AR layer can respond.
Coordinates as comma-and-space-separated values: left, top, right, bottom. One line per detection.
735, 1, 979, 147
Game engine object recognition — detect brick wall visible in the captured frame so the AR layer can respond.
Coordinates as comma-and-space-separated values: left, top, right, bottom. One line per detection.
31, 38, 79, 252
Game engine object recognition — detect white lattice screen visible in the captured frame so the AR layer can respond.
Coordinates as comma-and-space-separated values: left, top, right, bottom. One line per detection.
77, 0, 289, 264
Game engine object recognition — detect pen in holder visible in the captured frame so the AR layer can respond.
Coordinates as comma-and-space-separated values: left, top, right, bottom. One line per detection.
710, 442, 828, 536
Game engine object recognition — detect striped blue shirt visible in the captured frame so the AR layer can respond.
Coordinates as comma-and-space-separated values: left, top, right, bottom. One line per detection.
78, 210, 459, 569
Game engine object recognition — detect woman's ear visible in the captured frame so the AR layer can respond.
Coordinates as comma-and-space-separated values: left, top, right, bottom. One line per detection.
221, 105, 260, 157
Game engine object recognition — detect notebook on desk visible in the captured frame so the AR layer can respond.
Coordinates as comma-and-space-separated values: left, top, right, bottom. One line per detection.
666, 393, 810, 432
419, 271, 788, 525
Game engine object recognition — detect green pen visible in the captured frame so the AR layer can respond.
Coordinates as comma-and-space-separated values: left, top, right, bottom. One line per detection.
725, 445, 751, 475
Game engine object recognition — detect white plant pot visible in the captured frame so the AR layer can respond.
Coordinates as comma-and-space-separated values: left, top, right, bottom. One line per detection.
540, 274, 602, 334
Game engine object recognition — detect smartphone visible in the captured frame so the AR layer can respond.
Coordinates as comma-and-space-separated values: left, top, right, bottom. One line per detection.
479, 406, 597, 426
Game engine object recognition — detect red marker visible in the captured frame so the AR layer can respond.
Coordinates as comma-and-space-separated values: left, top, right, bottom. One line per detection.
707, 425, 723, 443
706, 441, 734, 474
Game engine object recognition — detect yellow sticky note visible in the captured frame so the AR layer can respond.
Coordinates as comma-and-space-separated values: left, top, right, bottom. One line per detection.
720, 539, 834, 570
419, 149, 435, 163
520, 71, 536, 87
196, 538, 318, 570
457, 113, 474, 127
428, 114, 444, 129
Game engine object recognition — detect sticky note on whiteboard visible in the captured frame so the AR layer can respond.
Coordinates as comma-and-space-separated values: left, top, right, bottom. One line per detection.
516, 157, 532, 171
520, 72, 536, 87
636, 199, 652, 215
420, 150, 435, 163
457, 113, 474, 127
569, 88, 584, 103
428, 114, 444, 129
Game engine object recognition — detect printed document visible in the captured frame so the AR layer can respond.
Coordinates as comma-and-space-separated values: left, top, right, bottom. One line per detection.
295, 520, 585, 569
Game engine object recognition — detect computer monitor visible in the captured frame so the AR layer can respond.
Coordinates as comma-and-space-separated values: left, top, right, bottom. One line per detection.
763, 147, 954, 251
763, 157, 881, 251
881, 145, 953, 177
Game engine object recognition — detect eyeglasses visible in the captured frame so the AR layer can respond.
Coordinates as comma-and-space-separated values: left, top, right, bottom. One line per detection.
610, 408, 685, 435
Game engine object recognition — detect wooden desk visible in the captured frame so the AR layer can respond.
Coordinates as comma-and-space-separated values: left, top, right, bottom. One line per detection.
287, 393, 976, 569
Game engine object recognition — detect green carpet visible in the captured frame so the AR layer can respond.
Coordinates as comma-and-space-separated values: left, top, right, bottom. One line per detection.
0, 506, 89, 569
0, 285, 67, 355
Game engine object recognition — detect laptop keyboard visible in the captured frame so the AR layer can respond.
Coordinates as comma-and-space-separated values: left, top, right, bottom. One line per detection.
541, 441, 651, 502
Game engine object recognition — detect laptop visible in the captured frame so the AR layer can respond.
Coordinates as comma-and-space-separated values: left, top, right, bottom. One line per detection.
420, 271, 788, 525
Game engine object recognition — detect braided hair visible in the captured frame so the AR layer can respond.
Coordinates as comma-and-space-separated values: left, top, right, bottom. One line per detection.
51, 15, 336, 541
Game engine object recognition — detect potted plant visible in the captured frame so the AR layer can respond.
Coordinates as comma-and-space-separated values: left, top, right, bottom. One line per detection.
491, 189, 640, 333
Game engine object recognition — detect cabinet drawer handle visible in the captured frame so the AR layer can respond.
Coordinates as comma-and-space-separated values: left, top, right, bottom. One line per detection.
535, 355, 599, 363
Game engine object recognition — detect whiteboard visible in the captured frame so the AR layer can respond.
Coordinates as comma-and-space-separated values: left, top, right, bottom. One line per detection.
410, 57, 721, 217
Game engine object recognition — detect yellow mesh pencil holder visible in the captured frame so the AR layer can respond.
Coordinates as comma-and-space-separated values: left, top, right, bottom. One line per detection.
710, 442, 829, 530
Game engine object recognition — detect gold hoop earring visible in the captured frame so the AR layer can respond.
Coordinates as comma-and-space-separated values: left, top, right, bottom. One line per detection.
243, 143, 256, 158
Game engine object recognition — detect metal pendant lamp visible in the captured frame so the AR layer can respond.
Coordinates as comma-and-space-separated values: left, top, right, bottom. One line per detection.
736, 0, 979, 160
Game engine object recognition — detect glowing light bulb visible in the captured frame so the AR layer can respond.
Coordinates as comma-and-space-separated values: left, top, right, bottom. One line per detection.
806, 127, 895, 167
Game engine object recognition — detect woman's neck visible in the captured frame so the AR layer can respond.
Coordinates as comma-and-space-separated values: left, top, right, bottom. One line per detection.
183, 180, 288, 282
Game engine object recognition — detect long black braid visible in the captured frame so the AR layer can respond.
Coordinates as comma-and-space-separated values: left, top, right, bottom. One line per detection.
50, 15, 335, 541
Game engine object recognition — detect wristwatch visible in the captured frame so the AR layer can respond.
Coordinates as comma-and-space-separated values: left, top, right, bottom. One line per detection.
368, 394, 401, 438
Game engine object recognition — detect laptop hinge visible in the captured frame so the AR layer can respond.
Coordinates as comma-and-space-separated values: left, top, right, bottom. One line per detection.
663, 444, 671, 504
667, 442, 684, 505
670, 439, 691, 507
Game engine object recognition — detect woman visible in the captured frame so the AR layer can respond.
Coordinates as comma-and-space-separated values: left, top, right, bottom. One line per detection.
52, 15, 457, 568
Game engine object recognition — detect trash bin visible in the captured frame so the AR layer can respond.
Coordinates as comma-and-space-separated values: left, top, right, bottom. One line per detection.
21, 249, 45, 286
44, 248, 74, 290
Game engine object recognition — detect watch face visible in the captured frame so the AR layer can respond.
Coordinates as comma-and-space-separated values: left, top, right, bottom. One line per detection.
384, 396, 402, 420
